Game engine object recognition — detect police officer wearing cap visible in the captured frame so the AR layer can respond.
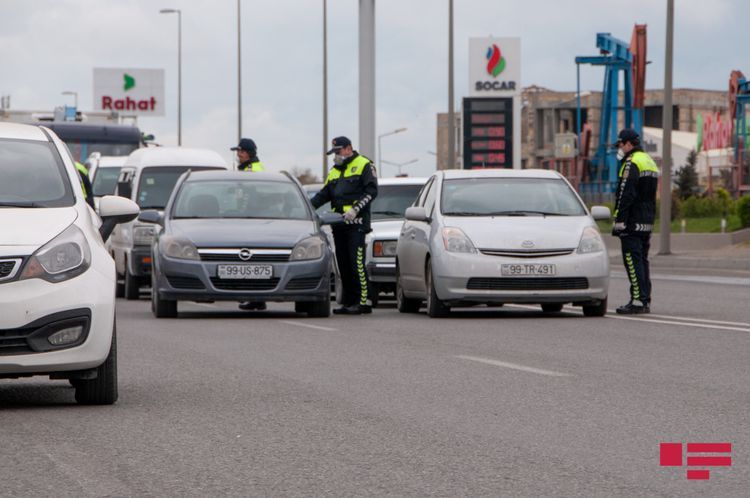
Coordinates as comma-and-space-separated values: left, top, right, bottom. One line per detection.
612, 128, 659, 314
75, 161, 95, 209
231, 138, 265, 172
311, 137, 378, 315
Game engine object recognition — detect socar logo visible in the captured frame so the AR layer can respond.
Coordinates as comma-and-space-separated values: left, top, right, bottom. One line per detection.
486, 44, 506, 78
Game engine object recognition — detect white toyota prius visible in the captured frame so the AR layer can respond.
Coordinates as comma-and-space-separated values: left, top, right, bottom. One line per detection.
0, 123, 139, 404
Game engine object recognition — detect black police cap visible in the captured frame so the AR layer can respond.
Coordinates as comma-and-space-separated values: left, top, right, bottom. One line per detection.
326, 136, 352, 155
231, 138, 257, 152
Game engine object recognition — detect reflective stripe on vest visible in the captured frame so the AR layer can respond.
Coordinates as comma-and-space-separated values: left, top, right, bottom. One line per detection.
619, 151, 659, 178
324, 155, 371, 184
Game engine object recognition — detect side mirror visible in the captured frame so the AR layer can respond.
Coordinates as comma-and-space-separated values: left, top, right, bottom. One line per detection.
98, 195, 140, 241
590, 206, 611, 221
318, 212, 344, 225
405, 206, 429, 222
138, 209, 164, 225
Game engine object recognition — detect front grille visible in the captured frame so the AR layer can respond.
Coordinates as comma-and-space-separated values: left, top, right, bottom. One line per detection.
0, 328, 34, 355
0, 258, 21, 281
480, 249, 575, 258
286, 276, 323, 291
166, 275, 205, 290
198, 250, 291, 263
210, 277, 280, 291
467, 277, 589, 291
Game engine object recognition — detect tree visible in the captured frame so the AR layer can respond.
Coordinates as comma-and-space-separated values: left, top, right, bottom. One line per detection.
290, 167, 321, 185
674, 148, 699, 200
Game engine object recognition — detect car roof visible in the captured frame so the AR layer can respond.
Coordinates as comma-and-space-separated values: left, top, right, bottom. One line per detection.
183, 170, 293, 183
91, 156, 127, 167
123, 147, 228, 169
377, 177, 429, 186
0, 122, 49, 141
303, 183, 324, 192
441, 168, 563, 180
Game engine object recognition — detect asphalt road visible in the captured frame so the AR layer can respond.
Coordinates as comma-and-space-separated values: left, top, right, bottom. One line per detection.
2, 269, 749, 497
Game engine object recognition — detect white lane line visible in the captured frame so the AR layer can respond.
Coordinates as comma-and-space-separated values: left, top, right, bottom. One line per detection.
280, 320, 338, 332
456, 355, 573, 377
643, 313, 750, 328
610, 271, 750, 287
604, 314, 750, 333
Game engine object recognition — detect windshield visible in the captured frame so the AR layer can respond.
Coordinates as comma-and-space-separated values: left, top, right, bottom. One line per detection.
0, 139, 74, 208
65, 141, 138, 162
371, 184, 423, 220
91, 166, 122, 196
174, 180, 311, 220
137, 166, 223, 209
441, 177, 586, 217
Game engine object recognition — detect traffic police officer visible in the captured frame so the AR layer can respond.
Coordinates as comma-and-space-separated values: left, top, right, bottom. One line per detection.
612, 129, 659, 314
311, 137, 378, 315
231, 137, 266, 311
75, 161, 95, 209
231, 138, 265, 172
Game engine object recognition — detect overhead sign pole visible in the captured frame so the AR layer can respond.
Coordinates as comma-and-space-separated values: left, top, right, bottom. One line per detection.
359, 0, 376, 160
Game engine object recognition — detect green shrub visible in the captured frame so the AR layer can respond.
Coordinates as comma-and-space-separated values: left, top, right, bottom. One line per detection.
738, 195, 750, 228
680, 196, 719, 217
714, 188, 733, 217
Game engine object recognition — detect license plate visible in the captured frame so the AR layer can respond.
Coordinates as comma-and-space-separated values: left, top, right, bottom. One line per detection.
501, 264, 556, 276
217, 264, 273, 279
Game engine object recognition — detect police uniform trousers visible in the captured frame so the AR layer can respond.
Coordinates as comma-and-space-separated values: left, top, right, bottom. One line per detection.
333, 225, 370, 307
619, 232, 652, 304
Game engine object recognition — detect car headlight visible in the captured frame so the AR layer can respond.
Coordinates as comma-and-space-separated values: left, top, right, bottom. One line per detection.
20, 224, 91, 283
577, 226, 605, 254
373, 240, 398, 257
442, 227, 477, 253
291, 236, 325, 261
133, 224, 157, 246
160, 235, 200, 260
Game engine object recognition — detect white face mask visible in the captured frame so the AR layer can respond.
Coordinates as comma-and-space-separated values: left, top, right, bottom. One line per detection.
333, 154, 344, 166
616, 149, 625, 161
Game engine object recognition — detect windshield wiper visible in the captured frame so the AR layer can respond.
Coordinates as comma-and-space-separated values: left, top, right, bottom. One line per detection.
483, 210, 569, 217
372, 210, 403, 216
0, 201, 45, 208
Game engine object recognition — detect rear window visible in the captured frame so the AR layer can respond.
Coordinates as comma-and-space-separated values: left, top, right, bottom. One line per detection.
92, 166, 122, 196
137, 166, 223, 209
371, 184, 424, 220
0, 138, 74, 207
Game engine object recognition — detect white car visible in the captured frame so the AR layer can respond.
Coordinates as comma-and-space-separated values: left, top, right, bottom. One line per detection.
396, 169, 611, 318
365, 177, 427, 306
86, 153, 128, 210
0, 122, 139, 404
109, 147, 229, 299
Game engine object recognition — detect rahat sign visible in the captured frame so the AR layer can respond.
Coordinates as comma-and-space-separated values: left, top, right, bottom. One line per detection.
470, 37, 520, 96
93, 68, 165, 116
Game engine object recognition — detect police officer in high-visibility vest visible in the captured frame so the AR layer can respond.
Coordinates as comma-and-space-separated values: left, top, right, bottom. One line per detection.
75, 161, 95, 209
611, 129, 659, 314
231, 138, 265, 172
311, 136, 378, 315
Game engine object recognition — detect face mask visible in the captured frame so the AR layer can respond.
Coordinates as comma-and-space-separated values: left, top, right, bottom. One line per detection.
333, 154, 344, 166
616, 149, 625, 161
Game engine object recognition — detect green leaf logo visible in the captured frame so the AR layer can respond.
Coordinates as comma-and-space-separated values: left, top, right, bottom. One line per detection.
124, 73, 136, 91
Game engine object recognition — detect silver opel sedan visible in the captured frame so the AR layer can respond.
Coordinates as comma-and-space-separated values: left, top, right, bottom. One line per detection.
140, 171, 337, 318
395, 169, 611, 318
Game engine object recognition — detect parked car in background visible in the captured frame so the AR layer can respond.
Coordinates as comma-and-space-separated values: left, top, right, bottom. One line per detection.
365, 177, 427, 306
86, 153, 127, 210
0, 122, 139, 404
396, 169, 611, 317
142, 171, 336, 318
109, 147, 229, 300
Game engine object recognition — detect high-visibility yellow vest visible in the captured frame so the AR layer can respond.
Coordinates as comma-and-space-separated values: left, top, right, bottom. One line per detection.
75, 161, 89, 197
240, 161, 265, 172
324, 155, 372, 212
619, 151, 659, 177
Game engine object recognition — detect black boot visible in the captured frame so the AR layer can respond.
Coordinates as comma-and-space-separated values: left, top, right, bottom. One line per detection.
616, 301, 647, 314
333, 304, 372, 315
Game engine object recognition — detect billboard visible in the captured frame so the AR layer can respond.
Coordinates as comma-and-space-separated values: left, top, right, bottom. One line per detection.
469, 37, 521, 97
463, 97, 514, 169
93, 68, 165, 116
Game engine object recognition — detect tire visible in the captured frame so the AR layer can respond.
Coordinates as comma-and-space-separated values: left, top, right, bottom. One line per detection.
396, 266, 420, 313
306, 299, 331, 318
541, 303, 564, 313
294, 302, 308, 314
74, 325, 118, 405
124, 260, 140, 301
115, 277, 125, 298
152, 279, 177, 318
370, 283, 380, 308
583, 297, 607, 317
425, 263, 449, 318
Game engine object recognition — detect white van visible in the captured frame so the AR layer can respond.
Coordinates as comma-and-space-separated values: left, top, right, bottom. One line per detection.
109, 147, 229, 299
86, 153, 128, 210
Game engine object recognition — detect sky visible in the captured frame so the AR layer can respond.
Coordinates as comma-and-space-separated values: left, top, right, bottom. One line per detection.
0, 0, 747, 179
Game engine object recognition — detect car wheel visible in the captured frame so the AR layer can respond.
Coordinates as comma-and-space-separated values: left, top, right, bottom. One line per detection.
74, 324, 118, 405
294, 302, 308, 314
396, 266, 420, 313
306, 299, 331, 318
370, 283, 380, 308
152, 285, 177, 318
541, 303, 564, 313
426, 263, 449, 318
583, 297, 607, 317
124, 259, 140, 300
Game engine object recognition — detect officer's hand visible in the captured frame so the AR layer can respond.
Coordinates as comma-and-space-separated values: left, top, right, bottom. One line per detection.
611, 222, 626, 236
343, 208, 358, 222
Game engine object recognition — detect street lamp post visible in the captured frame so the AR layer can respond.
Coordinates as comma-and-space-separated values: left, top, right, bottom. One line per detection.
382, 158, 418, 177
322, 0, 329, 179
447, 0, 455, 169
659, 0, 674, 255
237, 0, 242, 142
377, 127, 407, 178
61, 91, 78, 108
159, 8, 182, 146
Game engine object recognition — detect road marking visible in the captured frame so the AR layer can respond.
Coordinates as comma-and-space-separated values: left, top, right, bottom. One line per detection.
611, 271, 750, 287
456, 355, 573, 377
603, 314, 750, 333
642, 312, 750, 328
280, 320, 338, 332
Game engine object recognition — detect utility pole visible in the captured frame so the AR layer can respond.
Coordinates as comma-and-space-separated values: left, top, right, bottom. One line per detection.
237, 0, 242, 142
359, 0, 376, 159
659, 0, 674, 254
447, 0, 455, 169
322, 0, 329, 179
